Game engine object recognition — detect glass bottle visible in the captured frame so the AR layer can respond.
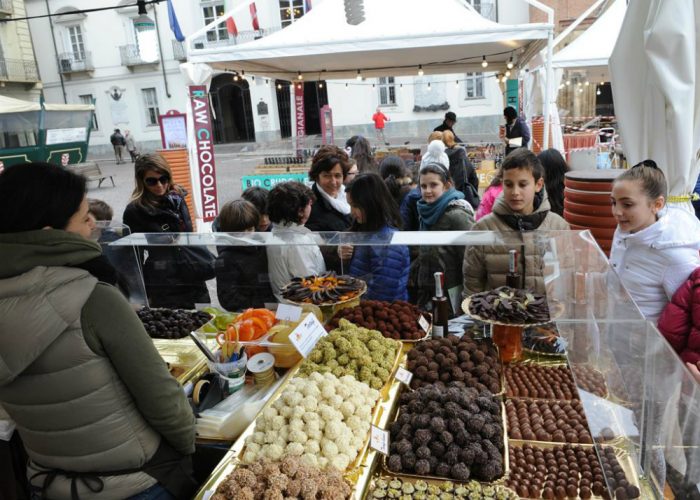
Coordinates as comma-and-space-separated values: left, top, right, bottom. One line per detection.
432, 272, 449, 339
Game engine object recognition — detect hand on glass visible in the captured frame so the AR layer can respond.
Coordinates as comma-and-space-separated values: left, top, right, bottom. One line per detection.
338, 244, 354, 261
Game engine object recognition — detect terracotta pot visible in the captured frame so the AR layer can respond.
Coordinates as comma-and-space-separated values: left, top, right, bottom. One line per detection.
564, 210, 617, 229
567, 224, 616, 241
566, 169, 626, 182
565, 178, 614, 191
565, 188, 613, 206
564, 199, 613, 217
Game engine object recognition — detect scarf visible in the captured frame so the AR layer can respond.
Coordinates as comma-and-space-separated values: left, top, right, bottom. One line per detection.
316, 183, 351, 215
497, 190, 547, 231
417, 188, 465, 230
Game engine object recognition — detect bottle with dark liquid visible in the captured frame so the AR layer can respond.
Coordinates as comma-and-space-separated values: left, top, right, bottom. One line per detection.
506, 249, 521, 288
432, 272, 449, 339
494, 249, 524, 362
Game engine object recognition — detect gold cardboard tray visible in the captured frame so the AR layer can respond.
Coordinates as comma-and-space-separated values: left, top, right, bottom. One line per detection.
152, 338, 210, 385
506, 441, 644, 499
367, 474, 520, 499
194, 345, 405, 499
381, 400, 510, 485
504, 398, 594, 445
461, 297, 565, 327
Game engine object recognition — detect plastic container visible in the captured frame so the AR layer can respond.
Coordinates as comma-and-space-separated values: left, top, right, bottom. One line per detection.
206, 352, 247, 394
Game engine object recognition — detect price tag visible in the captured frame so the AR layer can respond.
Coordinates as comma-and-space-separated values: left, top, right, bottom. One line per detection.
418, 314, 430, 333
288, 313, 327, 358
395, 367, 413, 386
276, 303, 302, 322
370, 425, 390, 455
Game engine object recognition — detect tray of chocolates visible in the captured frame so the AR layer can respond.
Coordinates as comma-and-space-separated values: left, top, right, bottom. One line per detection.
571, 364, 609, 398
505, 364, 578, 400
523, 324, 568, 357
505, 399, 593, 444
368, 475, 519, 499
505, 442, 642, 499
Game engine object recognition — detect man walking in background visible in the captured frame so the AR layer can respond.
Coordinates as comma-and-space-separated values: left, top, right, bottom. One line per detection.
110, 129, 126, 164
372, 107, 390, 146
434, 111, 463, 143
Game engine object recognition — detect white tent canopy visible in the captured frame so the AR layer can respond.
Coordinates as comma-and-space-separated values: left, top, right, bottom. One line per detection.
186, 0, 552, 81
0, 95, 94, 114
610, 0, 700, 207
551, 0, 625, 82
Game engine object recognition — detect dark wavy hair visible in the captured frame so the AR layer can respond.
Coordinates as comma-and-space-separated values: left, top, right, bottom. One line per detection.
537, 148, 570, 216
241, 186, 269, 216
309, 145, 350, 182
268, 181, 315, 224
502, 148, 544, 181
379, 155, 412, 207
347, 135, 376, 173
0, 162, 86, 233
346, 173, 402, 231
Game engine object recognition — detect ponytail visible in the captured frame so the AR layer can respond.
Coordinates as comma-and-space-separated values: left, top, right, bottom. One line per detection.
616, 160, 667, 201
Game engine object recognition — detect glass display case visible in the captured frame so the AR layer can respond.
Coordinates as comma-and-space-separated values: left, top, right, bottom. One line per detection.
108, 229, 700, 499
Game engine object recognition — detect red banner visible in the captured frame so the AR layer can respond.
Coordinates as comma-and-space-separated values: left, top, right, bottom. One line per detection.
294, 83, 305, 153
250, 2, 259, 30
189, 85, 218, 222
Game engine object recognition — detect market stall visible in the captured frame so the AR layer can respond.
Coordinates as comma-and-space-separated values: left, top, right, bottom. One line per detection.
108, 229, 695, 499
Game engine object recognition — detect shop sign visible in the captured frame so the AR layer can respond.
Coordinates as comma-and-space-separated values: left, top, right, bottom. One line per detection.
189, 86, 218, 222
294, 83, 305, 153
241, 173, 308, 190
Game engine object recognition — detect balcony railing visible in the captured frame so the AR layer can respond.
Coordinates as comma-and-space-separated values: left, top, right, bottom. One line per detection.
0, 58, 39, 82
190, 27, 281, 51
119, 44, 160, 66
172, 40, 186, 61
0, 0, 12, 15
58, 52, 94, 73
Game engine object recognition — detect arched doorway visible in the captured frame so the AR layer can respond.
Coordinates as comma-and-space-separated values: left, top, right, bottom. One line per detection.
210, 74, 255, 143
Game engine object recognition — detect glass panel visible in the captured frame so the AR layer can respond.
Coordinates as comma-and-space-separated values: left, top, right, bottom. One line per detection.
0, 111, 39, 148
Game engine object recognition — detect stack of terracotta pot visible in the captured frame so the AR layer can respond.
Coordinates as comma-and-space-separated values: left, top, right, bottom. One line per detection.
563, 169, 625, 255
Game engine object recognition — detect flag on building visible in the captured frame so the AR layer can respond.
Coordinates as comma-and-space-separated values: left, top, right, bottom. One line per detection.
250, 2, 260, 30
226, 15, 238, 36
166, 0, 185, 42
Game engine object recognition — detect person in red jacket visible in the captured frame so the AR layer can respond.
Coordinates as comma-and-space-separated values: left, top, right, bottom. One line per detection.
658, 267, 700, 368
372, 107, 390, 146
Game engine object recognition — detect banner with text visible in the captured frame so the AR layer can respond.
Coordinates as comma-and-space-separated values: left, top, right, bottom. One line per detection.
189, 85, 218, 222
294, 84, 305, 154
241, 173, 309, 191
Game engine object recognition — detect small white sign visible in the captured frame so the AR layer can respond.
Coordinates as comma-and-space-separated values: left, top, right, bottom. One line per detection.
418, 315, 430, 333
45, 127, 87, 145
395, 367, 413, 386
370, 425, 390, 455
288, 313, 327, 358
276, 303, 303, 322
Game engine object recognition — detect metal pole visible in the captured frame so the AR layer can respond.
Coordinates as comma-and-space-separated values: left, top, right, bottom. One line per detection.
153, 3, 171, 98
44, 0, 67, 103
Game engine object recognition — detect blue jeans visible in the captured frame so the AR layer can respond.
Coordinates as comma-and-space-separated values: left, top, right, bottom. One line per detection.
127, 483, 176, 500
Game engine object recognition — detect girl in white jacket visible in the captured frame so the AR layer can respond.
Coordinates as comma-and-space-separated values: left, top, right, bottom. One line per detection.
610, 160, 700, 322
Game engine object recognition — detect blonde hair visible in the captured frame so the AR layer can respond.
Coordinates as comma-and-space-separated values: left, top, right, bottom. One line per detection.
428, 131, 443, 143
130, 153, 182, 208
442, 130, 457, 148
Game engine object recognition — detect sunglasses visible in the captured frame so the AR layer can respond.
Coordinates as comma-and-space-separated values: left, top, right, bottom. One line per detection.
144, 175, 169, 186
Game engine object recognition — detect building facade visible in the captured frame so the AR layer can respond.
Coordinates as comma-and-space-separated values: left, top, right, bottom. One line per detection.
25, 0, 535, 155
0, 0, 41, 101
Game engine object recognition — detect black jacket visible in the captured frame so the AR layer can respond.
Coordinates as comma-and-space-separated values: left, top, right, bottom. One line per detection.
445, 147, 480, 209
505, 117, 531, 155
215, 245, 275, 312
433, 122, 463, 143
305, 183, 352, 273
123, 192, 211, 308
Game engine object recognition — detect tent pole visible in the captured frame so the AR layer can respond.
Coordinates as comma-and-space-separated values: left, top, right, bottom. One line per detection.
522, 0, 554, 150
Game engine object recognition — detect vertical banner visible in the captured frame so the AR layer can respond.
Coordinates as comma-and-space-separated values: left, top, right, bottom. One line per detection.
294, 83, 305, 154
188, 85, 219, 222
320, 105, 334, 145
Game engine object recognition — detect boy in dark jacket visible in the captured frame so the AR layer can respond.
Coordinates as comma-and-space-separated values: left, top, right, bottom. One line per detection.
215, 200, 275, 312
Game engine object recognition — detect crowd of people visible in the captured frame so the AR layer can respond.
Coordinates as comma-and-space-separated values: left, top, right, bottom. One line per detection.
3, 105, 700, 499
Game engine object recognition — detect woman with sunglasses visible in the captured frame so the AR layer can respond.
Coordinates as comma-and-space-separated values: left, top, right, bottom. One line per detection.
123, 154, 211, 308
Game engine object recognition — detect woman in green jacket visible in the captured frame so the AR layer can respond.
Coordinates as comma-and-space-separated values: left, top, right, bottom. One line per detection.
0, 163, 196, 500
410, 163, 474, 315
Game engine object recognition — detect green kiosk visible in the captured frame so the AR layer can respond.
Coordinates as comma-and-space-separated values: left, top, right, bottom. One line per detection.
0, 95, 95, 168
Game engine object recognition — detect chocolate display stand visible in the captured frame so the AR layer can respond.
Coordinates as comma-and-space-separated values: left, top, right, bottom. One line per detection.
461, 297, 564, 363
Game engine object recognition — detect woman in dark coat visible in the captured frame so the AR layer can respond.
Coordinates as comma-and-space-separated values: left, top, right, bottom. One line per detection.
305, 145, 353, 272
123, 153, 212, 308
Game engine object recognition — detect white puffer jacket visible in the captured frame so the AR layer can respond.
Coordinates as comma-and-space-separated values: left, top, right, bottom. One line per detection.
610, 207, 700, 322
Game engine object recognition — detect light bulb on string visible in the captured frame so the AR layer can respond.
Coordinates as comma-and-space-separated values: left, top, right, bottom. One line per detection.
241, 70, 246, 79
481, 56, 488, 68
251, 76, 255, 81
427, 82, 431, 91
356, 70, 362, 81
265, 79, 269, 85
345, 83, 349, 90
505, 70, 511, 78
455, 80, 459, 87
565, 80, 571, 86
507, 56, 514, 70
584, 81, 590, 86
372, 83, 376, 88
418, 65, 424, 77
318, 82, 323, 88
277, 83, 282, 89
596, 87, 602, 96
233, 74, 239, 82
297, 71, 303, 80
400, 83, 403, 88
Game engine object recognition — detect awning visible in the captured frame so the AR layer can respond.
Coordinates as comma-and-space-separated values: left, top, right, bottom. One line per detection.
187, 0, 552, 80
0, 95, 41, 114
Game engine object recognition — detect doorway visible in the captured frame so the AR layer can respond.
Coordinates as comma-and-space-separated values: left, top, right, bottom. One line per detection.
210, 74, 255, 143
595, 82, 614, 117
275, 80, 328, 138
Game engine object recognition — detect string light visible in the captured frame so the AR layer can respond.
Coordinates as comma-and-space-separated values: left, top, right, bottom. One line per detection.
507, 55, 514, 70
251, 76, 255, 81
265, 79, 269, 85
356, 70, 362, 81
596, 87, 602, 96
418, 65, 424, 77
277, 83, 282, 89
481, 56, 488, 68
584, 81, 590, 86
297, 71, 303, 80
297, 83, 302, 89
400, 83, 403, 88
241, 70, 246, 79
233, 74, 239, 82
578, 87, 584, 93
345, 83, 348, 90
505, 70, 511, 78
455, 80, 459, 87
565, 80, 571, 86
427, 82, 431, 91
372, 83, 376, 88
318, 82, 323, 88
